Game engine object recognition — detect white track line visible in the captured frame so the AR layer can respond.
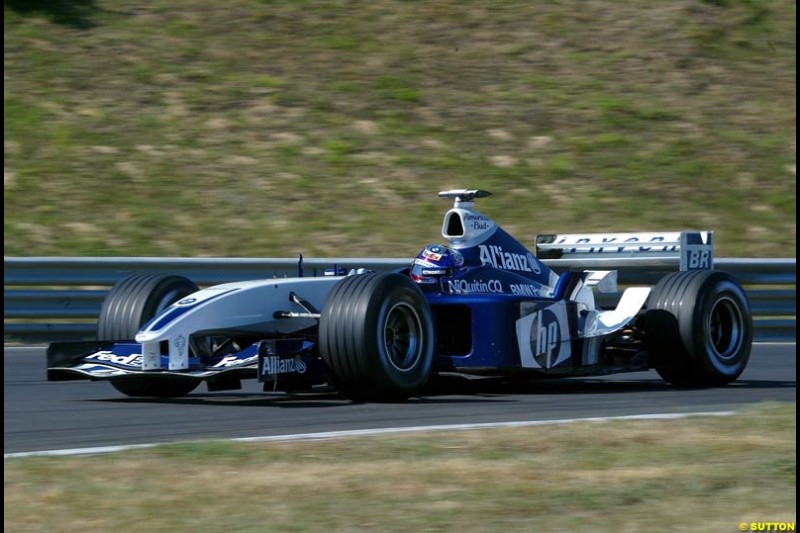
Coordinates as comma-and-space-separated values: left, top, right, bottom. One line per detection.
4, 410, 735, 459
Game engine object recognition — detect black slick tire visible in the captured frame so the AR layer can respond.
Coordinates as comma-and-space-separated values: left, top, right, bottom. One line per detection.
645, 270, 753, 387
98, 273, 200, 397
318, 273, 435, 401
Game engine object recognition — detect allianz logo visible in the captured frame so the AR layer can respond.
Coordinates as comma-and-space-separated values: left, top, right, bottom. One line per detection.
262, 355, 307, 376
479, 245, 541, 274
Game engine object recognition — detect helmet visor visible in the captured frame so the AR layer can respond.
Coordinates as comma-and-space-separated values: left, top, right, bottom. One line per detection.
410, 262, 449, 283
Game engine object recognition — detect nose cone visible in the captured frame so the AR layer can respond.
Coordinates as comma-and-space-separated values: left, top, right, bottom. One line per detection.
135, 331, 161, 343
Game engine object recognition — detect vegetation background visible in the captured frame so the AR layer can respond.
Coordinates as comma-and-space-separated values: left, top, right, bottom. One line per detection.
4, 0, 796, 259
4, 5, 796, 530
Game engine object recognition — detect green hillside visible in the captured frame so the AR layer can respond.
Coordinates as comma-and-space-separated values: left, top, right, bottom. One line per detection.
4, 0, 796, 258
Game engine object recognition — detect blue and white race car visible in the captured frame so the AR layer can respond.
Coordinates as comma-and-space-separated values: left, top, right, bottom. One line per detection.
47, 189, 753, 401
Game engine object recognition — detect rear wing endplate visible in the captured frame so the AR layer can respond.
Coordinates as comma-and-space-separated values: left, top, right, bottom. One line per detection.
535, 231, 713, 271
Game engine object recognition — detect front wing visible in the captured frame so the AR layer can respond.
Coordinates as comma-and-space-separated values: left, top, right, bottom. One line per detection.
47, 339, 326, 391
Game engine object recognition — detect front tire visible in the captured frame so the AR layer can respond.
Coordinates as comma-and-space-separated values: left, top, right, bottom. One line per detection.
646, 270, 753, 386
98, 273, 199, 340
318, 273, 435, 401
98, 273, 200, 397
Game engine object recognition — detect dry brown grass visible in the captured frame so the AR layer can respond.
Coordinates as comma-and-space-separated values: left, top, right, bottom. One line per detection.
4, 0, 796, 258
4, 403, 795, 532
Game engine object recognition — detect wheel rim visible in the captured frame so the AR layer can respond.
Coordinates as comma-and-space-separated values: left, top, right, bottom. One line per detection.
382, 302, 424, 371
705, 296, 744, 361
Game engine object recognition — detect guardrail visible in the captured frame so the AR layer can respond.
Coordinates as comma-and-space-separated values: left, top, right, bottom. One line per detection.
4, 257, 796, 342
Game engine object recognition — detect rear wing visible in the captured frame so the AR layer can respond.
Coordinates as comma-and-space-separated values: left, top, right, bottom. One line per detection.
535, 231, 713, 271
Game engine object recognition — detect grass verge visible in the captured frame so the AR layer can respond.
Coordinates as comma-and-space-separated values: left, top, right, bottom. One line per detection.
4, 0, 796, 258
4, 402, 796, 532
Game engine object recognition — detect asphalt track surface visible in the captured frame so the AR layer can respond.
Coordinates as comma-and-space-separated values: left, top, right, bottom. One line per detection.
4, 344, 795, 455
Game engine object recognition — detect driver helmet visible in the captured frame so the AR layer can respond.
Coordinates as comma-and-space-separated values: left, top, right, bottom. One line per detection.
410, 244, 465, 284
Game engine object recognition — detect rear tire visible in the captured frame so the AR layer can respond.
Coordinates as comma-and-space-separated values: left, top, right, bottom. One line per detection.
98, 273, 200, 398
318, 273, 435, 401
646, 270, 753, 386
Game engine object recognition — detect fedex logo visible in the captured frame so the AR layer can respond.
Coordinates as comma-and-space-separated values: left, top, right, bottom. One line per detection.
422, 250, 443, 261
213, 354, 258, 368
86, 351, 143, 367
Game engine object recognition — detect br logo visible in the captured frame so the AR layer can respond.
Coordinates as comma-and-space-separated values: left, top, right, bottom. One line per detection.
687, 248, 711, 269
530, 308, 561, 368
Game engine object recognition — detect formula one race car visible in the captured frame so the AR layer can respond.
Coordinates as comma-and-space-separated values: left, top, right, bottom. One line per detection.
47, 190, 753, 400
